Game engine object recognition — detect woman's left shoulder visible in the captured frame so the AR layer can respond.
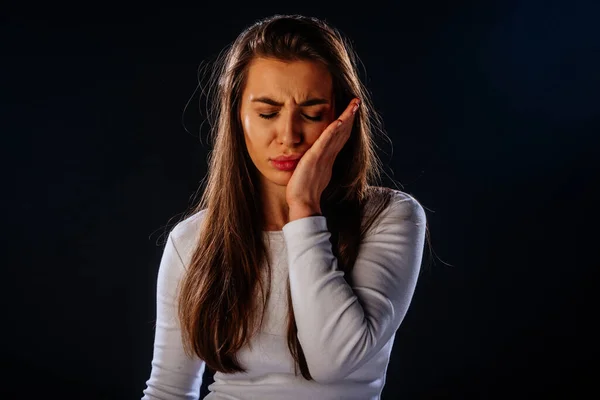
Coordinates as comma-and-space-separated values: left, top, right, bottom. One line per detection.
367, 186, 427, 224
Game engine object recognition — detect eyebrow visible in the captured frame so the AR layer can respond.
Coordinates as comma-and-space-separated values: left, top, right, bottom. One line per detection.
250, 97, 329, 107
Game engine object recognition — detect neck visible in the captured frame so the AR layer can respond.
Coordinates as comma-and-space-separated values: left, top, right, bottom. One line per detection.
260, 182, 290, 231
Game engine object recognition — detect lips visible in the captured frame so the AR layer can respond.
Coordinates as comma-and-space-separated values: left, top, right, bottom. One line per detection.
271, 158, 300, 171
271, 154, 303, 162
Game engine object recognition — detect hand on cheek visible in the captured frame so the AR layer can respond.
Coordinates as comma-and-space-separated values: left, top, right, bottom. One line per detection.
286, 98, 361, 219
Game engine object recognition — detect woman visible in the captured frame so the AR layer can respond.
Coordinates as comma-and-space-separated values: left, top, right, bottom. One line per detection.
142, 14, 428, 400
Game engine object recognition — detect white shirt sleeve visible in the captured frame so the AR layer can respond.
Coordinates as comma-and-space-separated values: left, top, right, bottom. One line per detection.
281, 192, 427, 384
142, 234, 206, 400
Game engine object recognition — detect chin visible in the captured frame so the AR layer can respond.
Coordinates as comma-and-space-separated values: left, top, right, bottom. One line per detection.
262, 170, 292, 187
271, 174, 292, 186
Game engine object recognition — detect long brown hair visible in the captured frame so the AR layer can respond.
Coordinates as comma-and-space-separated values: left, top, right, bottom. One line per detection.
175, 14, 412, 381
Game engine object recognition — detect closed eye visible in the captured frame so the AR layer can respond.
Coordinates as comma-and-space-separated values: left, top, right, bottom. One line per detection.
304, 114, 323, 121
258, 113, 323, 121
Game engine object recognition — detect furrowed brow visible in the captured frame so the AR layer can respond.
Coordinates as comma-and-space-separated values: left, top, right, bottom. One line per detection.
250, 97, 329, 107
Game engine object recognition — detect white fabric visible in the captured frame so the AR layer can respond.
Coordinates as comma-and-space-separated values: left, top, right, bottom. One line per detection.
142, 189, 426, 400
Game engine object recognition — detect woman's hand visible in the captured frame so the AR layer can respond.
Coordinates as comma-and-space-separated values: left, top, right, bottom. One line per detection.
286, 98, 361, 221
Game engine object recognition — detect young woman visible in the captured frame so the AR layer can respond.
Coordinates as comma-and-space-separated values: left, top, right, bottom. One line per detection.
142, 14, 428, 400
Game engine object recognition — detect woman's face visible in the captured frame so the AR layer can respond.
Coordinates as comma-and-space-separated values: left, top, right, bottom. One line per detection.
239, 57, 334, 188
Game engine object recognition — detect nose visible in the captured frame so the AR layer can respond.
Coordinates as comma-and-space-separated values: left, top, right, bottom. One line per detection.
277, 111, 303, 146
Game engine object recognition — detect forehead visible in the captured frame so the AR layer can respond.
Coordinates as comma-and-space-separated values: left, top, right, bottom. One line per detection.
243, 57, 332, 100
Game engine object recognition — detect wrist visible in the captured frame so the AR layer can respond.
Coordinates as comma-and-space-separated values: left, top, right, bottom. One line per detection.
288, 204, 322, 222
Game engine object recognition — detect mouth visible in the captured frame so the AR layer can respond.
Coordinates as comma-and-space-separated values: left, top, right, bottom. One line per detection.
271, 153, 303, 162
270, 159, 300, 171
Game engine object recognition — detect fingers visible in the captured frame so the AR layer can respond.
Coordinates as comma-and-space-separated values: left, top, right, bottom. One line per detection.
315, 97, 361, 152
336, 98, 361, 127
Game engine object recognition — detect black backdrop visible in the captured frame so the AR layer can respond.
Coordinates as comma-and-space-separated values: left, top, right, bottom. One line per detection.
3, 1, 597, 398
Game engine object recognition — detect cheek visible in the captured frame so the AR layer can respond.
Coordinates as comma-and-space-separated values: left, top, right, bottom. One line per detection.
242, 114, 260, 144
242, 113, 254, 138
242, 114, 270, 158
241, 114, 257, 153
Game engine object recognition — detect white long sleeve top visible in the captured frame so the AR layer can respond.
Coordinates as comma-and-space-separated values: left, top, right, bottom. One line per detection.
142, 189, 427, 400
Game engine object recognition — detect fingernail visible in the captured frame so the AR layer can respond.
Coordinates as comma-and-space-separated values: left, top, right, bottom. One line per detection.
352, 103, 359, 114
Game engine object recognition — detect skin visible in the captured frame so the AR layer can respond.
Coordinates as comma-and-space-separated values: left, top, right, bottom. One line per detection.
239, 57, 360, 230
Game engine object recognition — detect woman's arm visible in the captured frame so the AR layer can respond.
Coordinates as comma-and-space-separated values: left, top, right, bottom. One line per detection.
142, 234, 205, 400
282, 190, 426, 384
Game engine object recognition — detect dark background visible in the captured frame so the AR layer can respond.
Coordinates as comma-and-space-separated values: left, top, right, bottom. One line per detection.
3, 0, 598, 398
